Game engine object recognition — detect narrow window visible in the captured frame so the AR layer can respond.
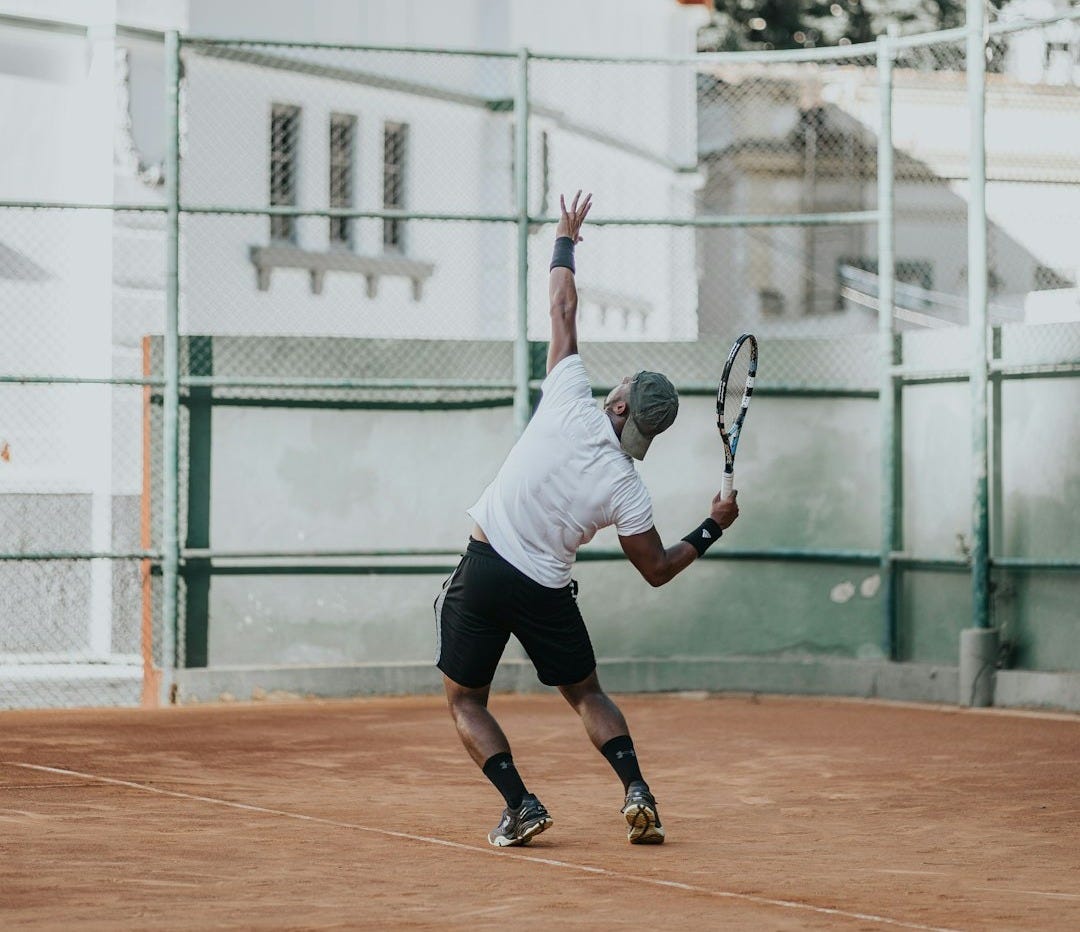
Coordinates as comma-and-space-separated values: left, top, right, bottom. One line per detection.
329, 113, 356, 248
383, 122, 408, 251
270, 104, 300, 243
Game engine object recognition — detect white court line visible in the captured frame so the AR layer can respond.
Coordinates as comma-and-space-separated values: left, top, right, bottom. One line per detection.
971, 888, 1080, 902
8, 762, 958, 932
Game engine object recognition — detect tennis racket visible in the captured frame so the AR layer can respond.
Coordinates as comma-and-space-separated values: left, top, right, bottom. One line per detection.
717, 333, 758, 498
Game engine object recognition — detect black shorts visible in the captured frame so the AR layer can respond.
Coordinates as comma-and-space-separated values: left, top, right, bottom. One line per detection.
434, 538, 595, 689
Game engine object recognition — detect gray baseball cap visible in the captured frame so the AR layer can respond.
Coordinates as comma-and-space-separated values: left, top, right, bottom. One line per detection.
621, 370, 679, 460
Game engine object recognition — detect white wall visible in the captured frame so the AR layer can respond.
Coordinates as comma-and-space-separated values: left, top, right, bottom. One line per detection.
177, 1, 706, 343
0, 25, 117, 493
181, 53, 518, 340
698, 57, 1080, 332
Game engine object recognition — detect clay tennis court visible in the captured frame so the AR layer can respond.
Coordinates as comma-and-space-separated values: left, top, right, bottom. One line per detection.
2, 692, 1078, 930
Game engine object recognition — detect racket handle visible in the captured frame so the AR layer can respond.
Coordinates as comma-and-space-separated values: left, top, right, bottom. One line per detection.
721, 470, 734, 499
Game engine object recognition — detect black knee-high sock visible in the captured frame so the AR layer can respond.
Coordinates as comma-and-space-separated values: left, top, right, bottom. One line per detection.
482, 752, 527, 810
600, 735, 646, 791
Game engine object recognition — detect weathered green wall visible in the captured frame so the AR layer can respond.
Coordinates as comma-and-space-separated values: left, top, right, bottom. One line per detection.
195, 333, 1079, 684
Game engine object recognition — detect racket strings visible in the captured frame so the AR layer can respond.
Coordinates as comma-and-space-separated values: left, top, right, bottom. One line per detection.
722, 348, 752, 419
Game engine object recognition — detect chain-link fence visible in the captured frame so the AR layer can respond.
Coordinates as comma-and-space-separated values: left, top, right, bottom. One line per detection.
2, 8, 1079, 708
0, 203, 164, 707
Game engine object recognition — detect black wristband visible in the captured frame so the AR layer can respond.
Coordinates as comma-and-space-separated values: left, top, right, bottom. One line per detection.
549, 236, 575, 274
682, 518, 722, 557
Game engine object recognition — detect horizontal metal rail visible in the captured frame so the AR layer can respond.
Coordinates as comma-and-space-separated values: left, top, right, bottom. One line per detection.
186, 550, 1080, 573
0, 552, 162, 561
181, 546, 882, 565
0, 376, 874, 399
6, 550, 1074, 575
181, 204, 516, 222
0, 199, 878, 230
182, 35, 519, 58
990, 7, 1080, 37
992, 557, 1080, 571
202, 395, 516, 412
182, 548, 460, 560
992, 362, 1080, 381
191, 563, 461, 577
891, 369, 969, 386
5, 367, 1074, 396
178, 205, 880, 228
579, 382, 879, 400
6, 199, 867, 228
890, 553, 970, 572
583, 548, 882, 565
891, 360, 1080, 386
185, 32, 881, 64
885, 26, 969, 50
180, 376, 515, 390
565, 211, 880, 228
0, 200, 166, 212
529, 40, 883, 66
0, 375, 165, 387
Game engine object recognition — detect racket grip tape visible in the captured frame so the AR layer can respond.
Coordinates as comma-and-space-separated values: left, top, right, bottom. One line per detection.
721, 470, 734, 499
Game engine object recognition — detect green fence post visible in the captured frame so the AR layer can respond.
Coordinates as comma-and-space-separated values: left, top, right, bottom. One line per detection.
184, 336, 213, 668
990, 326, 1003, 567
967, 0, 990, 629
529, 339, 549, 407
513, 46, 531, 436
960, 0, 997, 707
162, 30, 182, 702
877, 34, 900, 660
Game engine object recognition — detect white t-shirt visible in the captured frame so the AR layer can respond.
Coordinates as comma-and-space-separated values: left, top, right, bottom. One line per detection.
468, 354, 654, 588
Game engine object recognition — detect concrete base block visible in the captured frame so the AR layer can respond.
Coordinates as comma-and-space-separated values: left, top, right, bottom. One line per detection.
173, 656, 959, 706
995, 670, 1080, 713
0, 663, 142, 710
959, 628, 999, 707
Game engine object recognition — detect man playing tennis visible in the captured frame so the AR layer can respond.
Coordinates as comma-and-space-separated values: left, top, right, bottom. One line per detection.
435, 191, 739, 848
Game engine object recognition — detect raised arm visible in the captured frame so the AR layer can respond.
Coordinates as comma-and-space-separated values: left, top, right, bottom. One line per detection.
547, 191, 593, 374
619, 490, 739, 587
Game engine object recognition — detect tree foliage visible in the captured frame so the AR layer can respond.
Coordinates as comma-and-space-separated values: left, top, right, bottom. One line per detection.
700, 1, 1006, 51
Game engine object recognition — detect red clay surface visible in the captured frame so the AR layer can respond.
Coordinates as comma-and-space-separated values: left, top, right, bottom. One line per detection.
1, 693, 1078, 930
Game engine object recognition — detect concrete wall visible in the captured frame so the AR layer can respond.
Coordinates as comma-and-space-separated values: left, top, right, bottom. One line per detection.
201, 391, 884, 667
165, 326, 1080, 712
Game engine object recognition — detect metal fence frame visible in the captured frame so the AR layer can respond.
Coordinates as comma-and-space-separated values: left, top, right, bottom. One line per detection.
3, 4, 1080, 707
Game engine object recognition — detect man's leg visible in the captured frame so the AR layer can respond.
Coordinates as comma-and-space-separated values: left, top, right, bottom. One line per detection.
442, 675, 511, 766
557, 670, 626, 744
442, 674, 551, 847
558, 670, 665, 845
558, 670, 642, 785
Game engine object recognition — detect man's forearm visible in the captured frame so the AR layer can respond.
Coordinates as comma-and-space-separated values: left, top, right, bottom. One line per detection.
547, 250, 579, 372
549, 267, 577, 320
645, 542, 698, 587
546, 195, 590, 371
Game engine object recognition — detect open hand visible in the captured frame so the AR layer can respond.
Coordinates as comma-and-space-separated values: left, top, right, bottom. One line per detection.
555, 190, 593, 244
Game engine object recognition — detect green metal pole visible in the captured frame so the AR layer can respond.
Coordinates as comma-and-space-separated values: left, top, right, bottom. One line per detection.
967, 0, 990, 630
184, 336, 213, 668
162, 30, 182, 701
958, 0, 998, 708
877, 35, 900, 660
990, 327, 1003, 567
513, 47, 531, 436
